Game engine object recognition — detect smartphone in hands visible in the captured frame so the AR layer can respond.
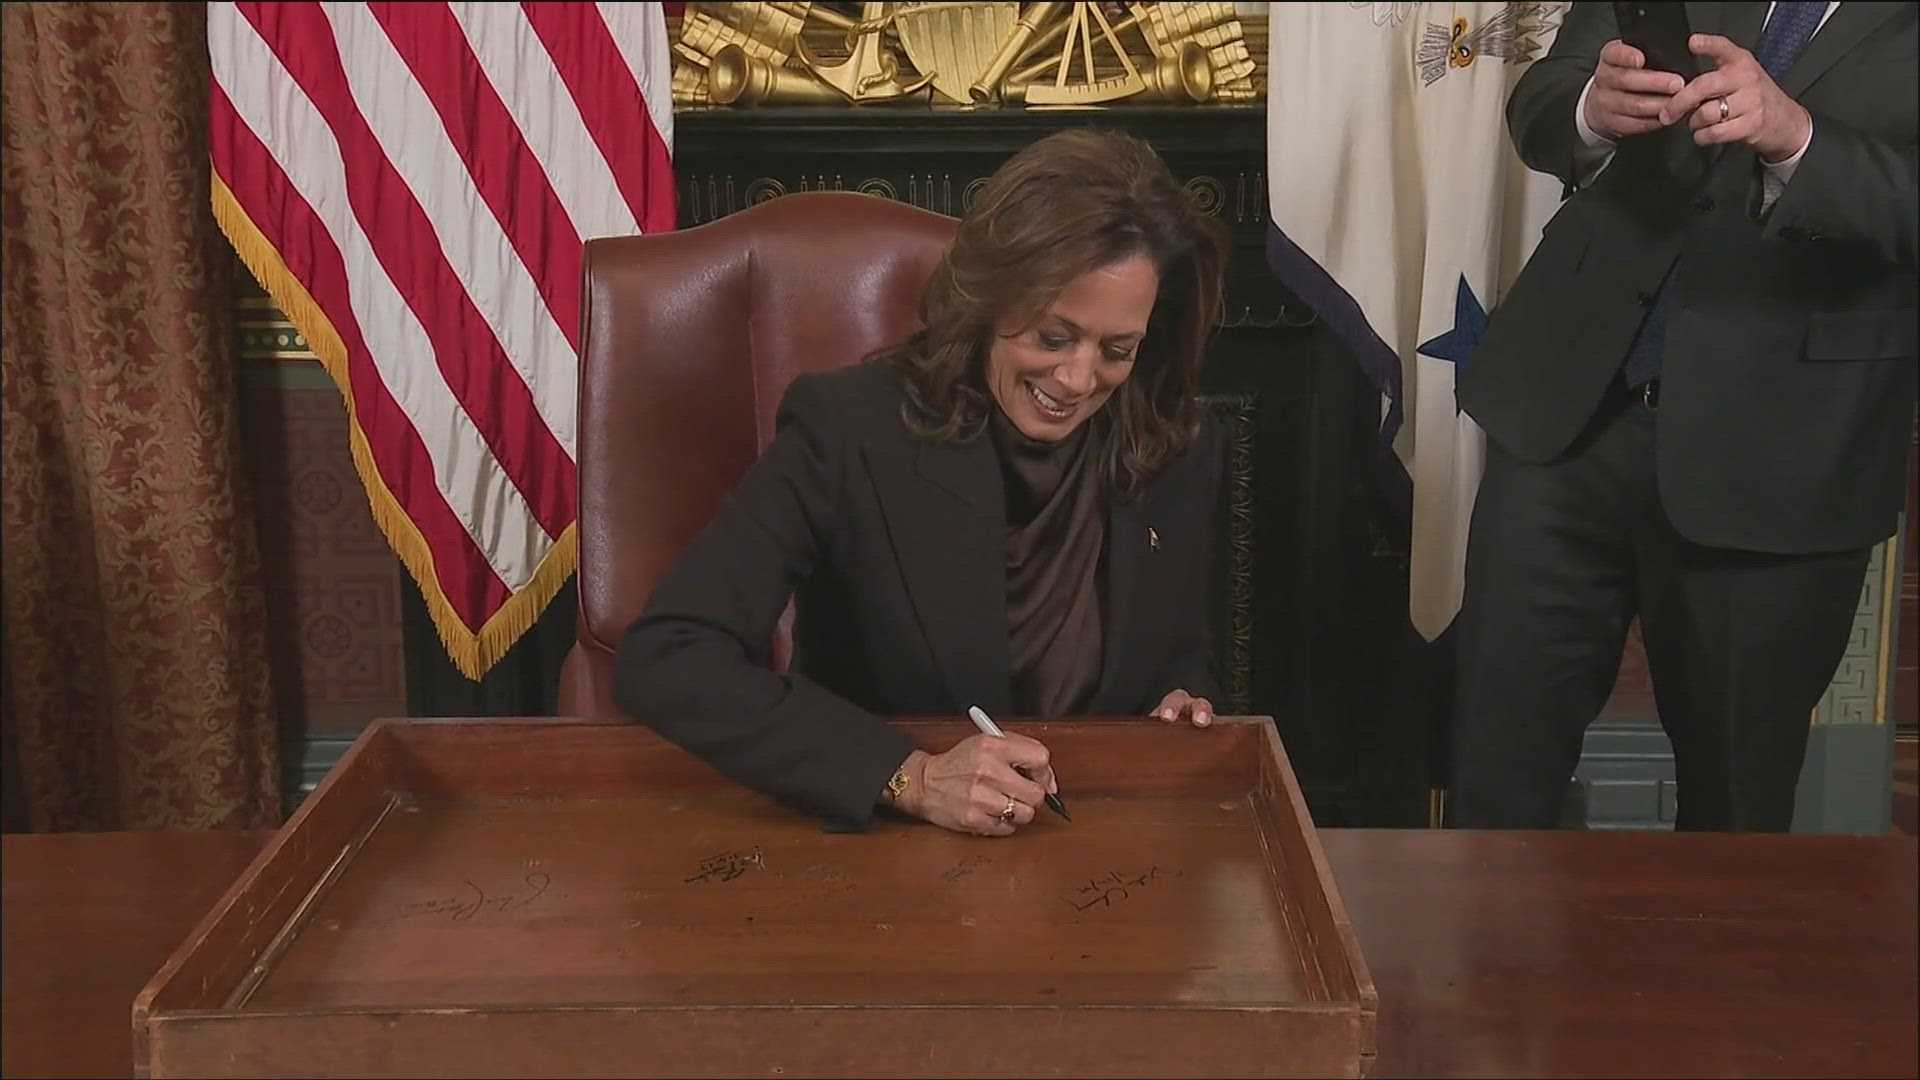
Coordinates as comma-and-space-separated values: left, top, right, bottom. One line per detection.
1612, 1, 1698, 80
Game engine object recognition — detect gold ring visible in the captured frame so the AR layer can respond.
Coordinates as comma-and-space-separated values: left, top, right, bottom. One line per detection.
999, 797, 1018, 823
1718, 97, 1730, 123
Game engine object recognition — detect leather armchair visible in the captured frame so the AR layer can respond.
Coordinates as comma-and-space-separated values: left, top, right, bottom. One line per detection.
558, 193, 957, 717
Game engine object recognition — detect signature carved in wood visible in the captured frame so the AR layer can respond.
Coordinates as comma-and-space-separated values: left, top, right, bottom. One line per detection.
941, 855, 988, 884
1064, 866, 1183, 912
394, 872, 552, 923
685, 848, 767, 884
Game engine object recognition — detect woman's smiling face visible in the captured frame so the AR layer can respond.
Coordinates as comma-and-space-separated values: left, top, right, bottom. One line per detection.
984, 253, 1160, 442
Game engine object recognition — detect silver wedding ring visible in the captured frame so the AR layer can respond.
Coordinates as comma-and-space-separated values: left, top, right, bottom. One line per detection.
1718, 97, 1730, 123
999, 797, 1018, 823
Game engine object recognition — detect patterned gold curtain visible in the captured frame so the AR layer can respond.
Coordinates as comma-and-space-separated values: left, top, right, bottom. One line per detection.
1, 2, 279, 830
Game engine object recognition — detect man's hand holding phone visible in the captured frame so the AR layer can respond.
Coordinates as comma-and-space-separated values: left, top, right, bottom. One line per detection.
1583, 40, 1686, 143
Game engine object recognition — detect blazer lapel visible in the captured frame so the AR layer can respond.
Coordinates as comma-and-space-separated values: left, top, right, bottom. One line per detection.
1778, 3, 1898, 98
1687, 2, 1764, 46
864, 436, 1012, 713
1687, 3, 1731, 39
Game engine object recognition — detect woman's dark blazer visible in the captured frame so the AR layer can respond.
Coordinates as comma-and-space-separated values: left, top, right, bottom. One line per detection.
615, 362, 1224, 826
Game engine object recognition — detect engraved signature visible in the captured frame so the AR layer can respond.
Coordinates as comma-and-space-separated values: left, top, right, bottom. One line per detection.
941, 855, 988, 884
1064, 866, 1182, 912
685, 847, 765, 884
396, 872, 551, 922
794, 861, 855, 896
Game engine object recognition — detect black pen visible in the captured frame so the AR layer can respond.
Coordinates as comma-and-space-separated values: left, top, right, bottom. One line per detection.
968, 705, 1071, 821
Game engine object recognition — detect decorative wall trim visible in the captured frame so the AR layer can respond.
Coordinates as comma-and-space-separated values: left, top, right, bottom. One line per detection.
1200, 391, 1257, 714
1564, 718, 1677, 830
1793, 722, 1897, 835
1815, 534, 1904, 728
283, 736, 358, 815
236, 295, 316, 362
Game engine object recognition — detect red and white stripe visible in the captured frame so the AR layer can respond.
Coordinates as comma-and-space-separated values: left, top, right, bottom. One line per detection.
208, 1, 673, 665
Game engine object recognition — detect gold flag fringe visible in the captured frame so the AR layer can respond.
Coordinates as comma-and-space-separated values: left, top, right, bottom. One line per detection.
212, 171, 577, 682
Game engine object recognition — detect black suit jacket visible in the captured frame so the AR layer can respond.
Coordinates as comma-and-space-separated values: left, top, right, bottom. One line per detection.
1459, 1, 1918, 553
615, 363, 1223, 825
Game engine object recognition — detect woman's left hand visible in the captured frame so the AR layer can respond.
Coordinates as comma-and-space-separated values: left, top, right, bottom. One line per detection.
1150, 689, 1213, 728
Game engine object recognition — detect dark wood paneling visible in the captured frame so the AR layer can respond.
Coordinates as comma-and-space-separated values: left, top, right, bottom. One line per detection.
236, 355, 408, 805
238, 375, 407, 741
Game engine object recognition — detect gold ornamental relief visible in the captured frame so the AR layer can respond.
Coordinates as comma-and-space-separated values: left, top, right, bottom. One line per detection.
1142, 2, 1257, 100
792, 1, 937, 103
669, 1, 1262, 110
891, 2, 1021, 105
673, 1, 813, 106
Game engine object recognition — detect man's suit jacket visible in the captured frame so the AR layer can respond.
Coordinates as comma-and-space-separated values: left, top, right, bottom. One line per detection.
1459, 1, 1918, 554
616, 362, 1223, 825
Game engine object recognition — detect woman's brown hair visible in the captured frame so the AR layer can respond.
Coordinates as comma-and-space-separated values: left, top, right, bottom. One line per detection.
874, 127, 1229, 498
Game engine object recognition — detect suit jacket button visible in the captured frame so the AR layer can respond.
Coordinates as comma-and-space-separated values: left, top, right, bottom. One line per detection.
1691, 194, 1716, 212
1636, 290, 1656, 306
1780, 225, 1808, 241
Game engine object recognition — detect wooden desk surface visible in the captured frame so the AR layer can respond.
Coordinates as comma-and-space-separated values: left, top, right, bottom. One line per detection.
4, 828, 1914, 1079
2, 830, 271, 1080
1333, 830, 1918, 1079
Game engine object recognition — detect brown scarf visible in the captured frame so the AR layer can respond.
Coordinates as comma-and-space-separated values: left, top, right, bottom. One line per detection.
989, 407, 1106, 718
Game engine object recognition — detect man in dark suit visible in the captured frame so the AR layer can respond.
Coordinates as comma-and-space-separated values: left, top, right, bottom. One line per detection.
1453, 2, 1917, 830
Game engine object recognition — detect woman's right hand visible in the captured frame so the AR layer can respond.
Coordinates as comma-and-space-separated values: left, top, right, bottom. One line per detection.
896, 734, 1055, 836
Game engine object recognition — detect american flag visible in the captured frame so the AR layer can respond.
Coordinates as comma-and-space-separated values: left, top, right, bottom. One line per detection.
207, 2, 674, 678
